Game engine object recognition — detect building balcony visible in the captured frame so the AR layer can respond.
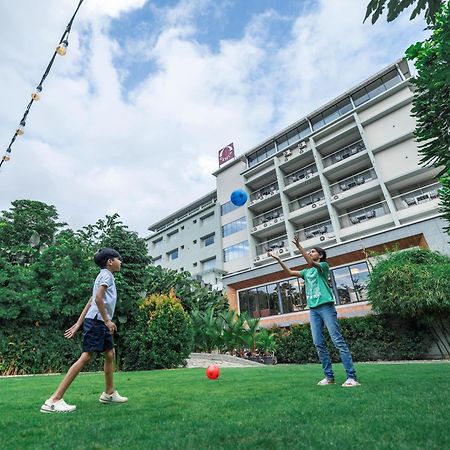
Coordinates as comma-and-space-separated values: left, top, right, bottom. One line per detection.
330, 168, 379, 203
284, 163, 319, 192
254, 235, 290, 264
294, 219, 336, 247
289, 189, 327, 221
278, 140, 312, 168
248, 182, 280, 211
322, 139, 366, 169
339, 200, 394, 239
392, 182, 440, 224
251, 207, 285, 237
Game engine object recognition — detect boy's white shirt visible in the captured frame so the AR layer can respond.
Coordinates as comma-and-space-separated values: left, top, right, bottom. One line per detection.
85, 269, 117, 321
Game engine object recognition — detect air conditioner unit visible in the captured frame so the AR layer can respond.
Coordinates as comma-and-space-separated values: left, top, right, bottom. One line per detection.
299, 141, 307, 149
283, 150, 292, 158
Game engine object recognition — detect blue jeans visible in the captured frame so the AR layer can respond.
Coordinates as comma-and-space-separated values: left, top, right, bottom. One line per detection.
309, 303, 357, 380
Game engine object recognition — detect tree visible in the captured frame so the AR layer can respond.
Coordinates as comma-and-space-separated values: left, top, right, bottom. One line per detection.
367, 248, 450, 358
364, 0, 445, 24
0, 199, 66, 265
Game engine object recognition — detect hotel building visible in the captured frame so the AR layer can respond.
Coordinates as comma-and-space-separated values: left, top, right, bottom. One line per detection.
147, 58, 449, 327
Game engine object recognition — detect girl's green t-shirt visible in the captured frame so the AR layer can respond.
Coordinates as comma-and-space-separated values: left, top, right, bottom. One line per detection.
299, 262, 335, 308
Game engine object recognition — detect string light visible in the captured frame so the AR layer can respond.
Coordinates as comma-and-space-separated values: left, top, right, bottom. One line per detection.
0, 0, 85, 171
56, 40, 69, 56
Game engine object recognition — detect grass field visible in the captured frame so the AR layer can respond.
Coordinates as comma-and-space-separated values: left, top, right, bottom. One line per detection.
1, 362, 449, 450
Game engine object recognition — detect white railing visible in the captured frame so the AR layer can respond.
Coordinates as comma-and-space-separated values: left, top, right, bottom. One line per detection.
295, 219, 334, 241
256, 235, 289, 256
323, 139, 365, 168
249, 181, 279, 202
330, 168, 377, 195
338, 200, 389, 227
253, 207, 284, 227
289, 189, 325, 212
391, 182, 440, 210
284, 163, 317, 186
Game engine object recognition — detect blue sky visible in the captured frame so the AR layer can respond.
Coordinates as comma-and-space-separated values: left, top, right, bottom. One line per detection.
0, 0, 429, 235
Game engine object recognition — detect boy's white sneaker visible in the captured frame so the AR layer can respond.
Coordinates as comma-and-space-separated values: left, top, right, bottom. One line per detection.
40, 398, 76, 413
342, 378, 361, 387
317, 378, 335, 386
99, 390, 128, 404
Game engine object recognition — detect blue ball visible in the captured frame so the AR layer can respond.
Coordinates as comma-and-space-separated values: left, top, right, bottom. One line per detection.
230, 189, 248, 207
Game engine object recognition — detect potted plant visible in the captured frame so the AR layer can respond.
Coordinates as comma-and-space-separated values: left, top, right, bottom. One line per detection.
257, 328, 277, 365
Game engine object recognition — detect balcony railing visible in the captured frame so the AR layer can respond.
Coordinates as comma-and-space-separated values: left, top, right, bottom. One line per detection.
253, 207, 284, 227
339, 200, 389, 227
256, 235, 289, 256
392, 182, 440, 210
323, 139, 366, 168
289, 189, 325, 212
284, 163, 317, 186
295, 219, 334, 241
330, 168, 377, 195
249, 181, 279, 203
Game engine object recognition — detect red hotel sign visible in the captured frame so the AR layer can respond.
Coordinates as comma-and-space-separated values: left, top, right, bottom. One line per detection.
218, 143, 235, 166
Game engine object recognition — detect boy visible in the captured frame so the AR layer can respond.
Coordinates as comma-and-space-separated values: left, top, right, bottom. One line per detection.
40, 248, 128, 413
269, 236, 360, 387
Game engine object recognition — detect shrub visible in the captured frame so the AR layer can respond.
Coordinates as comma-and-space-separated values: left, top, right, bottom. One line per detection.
275, 315, 431, 364
122, 291, 194, 370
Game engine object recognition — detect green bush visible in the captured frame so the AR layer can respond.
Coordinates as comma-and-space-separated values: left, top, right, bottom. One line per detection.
275, 315, 431, 364
122, 292, 194, 370
0, 325, 103, 375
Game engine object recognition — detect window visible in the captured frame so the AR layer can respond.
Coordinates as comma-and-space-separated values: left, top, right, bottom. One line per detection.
222, 217, 247, 237
201, 212, 214, 225
201, 233, 215, 247
153, 238, 162, 249
331, 262, 370, 304
153, 256, 162, 266
168, 249, 178, 260
247, 142, 276, 167
221, 201, 240, 216
223, 241, 249, 262
202, 257, 216, 272
193, 262, 198, 267
193, 239, 197, 244
167, 230, 179, 241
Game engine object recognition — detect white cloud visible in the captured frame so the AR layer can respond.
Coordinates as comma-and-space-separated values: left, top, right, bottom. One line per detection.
0, 0, 429, 236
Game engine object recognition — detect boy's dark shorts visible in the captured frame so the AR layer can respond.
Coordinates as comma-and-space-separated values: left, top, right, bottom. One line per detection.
82, 318, 114, 353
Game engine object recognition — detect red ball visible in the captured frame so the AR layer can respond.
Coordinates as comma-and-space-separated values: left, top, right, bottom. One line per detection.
206, 364, 220, 380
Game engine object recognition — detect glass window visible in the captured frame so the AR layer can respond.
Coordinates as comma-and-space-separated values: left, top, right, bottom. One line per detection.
223, 240, 249, 262
382, 69, 401, 90
322, 105, 340, 124
201, 234, 215, 247
153, 238, 162, 249
153, 256, 162, 266
366, 78, 386, 99
247, 289, 259, 317
222, 217, 247, 237
239, 290, 250, 315
201, 212, 214, 225
298, 122, 311, 139
167, 230, 179, 241
311, 114, 325, 131
202, 257, 216, 272
349, 262, 370, 301
256, 286, 270, 317
221, 201, 240, 216
168, 249, 178, 260
265, 142, 276, 158
266, 283, 280, 316
248, 153, 258, 167
336, 98, 352, 115
352, 87, 370, 107
276, 135, 289, 151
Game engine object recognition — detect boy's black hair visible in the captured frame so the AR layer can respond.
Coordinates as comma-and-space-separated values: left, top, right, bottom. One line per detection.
312, 246, 327, 262
94, 248, 122, 269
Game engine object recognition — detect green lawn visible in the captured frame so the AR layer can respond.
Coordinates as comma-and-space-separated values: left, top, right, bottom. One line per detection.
1, 362, 449, 450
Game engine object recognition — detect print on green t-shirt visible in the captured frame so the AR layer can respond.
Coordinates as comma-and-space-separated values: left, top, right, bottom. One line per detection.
300, 262, 334, 308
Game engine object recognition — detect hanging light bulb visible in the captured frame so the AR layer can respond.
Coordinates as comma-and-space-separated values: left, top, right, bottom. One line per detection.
56, 40, 68, 56
16, 121, 25, 136
31, 85, 42, 101
2, 149, 11, 162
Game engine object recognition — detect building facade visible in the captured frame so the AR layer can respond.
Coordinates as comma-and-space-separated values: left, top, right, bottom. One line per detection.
148, 59, 449, 326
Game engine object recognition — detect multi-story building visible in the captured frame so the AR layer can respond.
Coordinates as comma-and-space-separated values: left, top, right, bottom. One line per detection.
146, 191, 225, 290
147, 58, 449, 326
